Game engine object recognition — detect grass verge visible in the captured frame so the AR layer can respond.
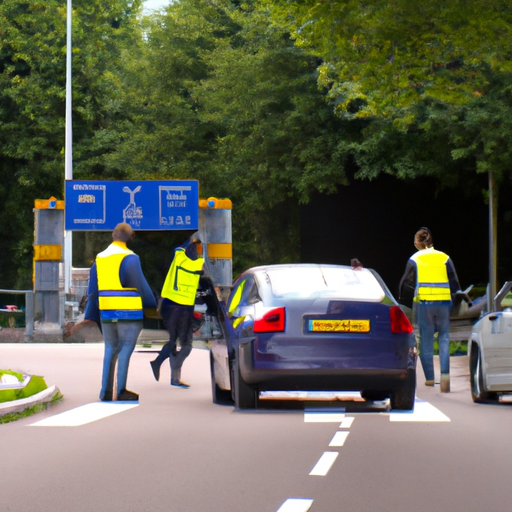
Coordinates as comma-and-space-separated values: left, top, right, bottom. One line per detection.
0, 391, 63, 424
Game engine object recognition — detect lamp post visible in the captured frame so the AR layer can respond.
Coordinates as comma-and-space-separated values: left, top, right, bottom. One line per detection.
489, 172, 498, 311
64, 0, 73, 294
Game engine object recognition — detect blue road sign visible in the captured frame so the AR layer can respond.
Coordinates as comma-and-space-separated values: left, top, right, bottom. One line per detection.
65, 180, 199, 231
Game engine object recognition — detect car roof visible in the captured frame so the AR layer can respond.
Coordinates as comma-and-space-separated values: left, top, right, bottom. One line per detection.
242, 264, 387, 302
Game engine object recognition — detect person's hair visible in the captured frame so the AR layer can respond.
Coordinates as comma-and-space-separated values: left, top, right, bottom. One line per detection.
112, 223, 135, 242
351, 258, 363, 268
414, 227, 433, 249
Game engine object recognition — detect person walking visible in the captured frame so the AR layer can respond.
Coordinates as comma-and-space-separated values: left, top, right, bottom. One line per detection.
85, 223, 157, 401
398, 227, 461, 392
150, 238, 204, 388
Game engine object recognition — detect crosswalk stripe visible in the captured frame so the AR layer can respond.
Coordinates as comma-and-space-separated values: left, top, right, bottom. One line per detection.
389, 399, 450, 422
29, 402, 139, 427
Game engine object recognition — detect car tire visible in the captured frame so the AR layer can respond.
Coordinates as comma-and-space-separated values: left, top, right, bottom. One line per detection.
390, 369, 416, 411
210, 350, 233, 405
470, 346, 499, 403
233, 357, 257, 409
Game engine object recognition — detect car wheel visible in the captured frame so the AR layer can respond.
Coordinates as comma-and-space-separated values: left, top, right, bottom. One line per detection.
233, 357, 257, 409
210, 351, 233, 405
390, 369, 416, 411
470, 346, 499, 403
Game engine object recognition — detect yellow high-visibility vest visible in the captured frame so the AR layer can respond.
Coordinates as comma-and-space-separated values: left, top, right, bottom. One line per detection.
161, 248, 203, 306
96, 242, 143, 320
411, 248, 451, 302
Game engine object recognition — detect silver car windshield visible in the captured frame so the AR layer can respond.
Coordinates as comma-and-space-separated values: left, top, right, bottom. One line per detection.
266, 266, 385, 302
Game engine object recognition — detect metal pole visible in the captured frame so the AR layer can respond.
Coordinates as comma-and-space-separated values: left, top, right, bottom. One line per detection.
489, 171, 498, 311
64, 0, 73, 294
24, 290, 34, 340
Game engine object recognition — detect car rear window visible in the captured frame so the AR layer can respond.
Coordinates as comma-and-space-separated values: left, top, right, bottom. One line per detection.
266, 266, 385, 301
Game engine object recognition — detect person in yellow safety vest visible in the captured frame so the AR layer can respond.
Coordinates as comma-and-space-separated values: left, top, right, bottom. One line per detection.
85, 223, 157, 402
398, 227, 461, 393
150, 238, 204, 388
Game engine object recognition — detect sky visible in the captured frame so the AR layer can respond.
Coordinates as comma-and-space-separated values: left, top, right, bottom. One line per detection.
143, 0, 170, 11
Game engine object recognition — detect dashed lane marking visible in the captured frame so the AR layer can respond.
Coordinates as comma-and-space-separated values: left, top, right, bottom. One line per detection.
29, 402, 139, 427
329, 431, 349, 447
388, 399, 450, 422
339, 416, 355, 428
276, 499, 314, 512
309, 451, 339, 476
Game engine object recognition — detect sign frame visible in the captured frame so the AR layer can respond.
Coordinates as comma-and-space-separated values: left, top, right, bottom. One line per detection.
65, 180, 199, 231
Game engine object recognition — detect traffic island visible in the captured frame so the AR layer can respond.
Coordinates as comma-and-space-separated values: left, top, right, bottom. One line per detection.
0, 370, 62, 423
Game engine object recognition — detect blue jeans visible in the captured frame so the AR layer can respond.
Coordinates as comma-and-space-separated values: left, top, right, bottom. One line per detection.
100, 320, 143, 399
414, 302, 451, 381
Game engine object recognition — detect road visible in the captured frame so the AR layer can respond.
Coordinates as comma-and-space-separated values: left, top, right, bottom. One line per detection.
1, 342, 511, 512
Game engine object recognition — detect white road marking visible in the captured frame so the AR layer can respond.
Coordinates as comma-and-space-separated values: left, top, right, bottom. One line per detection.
389, 399, 450, 422
276, 498, 314, 512
29, 402, 139, 427
304, 412, 345, 423
339, 416, 354, 428
329, 431, 349, 447
309, 451, 339, 476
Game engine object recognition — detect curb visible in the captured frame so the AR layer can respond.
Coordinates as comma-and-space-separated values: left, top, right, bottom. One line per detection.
0, 385, 61, 417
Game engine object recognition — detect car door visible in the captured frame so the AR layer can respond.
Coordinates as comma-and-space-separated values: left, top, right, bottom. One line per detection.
482, 311, 512, 389
227, 275, 261, 336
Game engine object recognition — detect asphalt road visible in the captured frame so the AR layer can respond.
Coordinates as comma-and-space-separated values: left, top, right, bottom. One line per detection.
1, 342, 511, 512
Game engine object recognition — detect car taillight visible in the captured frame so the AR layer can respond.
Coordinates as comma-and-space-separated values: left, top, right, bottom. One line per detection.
254, 307, 286, 333
389, 306, 413, 334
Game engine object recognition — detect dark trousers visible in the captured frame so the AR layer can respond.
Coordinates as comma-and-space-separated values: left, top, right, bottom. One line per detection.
155, 301, 194, 376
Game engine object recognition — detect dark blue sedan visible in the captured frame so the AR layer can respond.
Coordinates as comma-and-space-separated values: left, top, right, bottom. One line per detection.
209, 264, 417, 410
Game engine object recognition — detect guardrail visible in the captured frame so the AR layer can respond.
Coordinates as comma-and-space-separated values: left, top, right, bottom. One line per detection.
0, 289, 34, 340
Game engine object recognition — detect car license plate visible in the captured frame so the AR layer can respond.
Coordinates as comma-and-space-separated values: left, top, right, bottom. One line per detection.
308, 319, 370, 333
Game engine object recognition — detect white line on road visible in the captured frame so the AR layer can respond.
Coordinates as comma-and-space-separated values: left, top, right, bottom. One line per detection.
276, 498, 314, 512
339, 416, 354, 428
309, 451, 339, 476
329, 431, 349, 447
29, 402, 139, 427
389, 399, 450, 422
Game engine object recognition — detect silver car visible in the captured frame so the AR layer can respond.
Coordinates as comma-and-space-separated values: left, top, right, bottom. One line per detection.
469, 309, 512, 402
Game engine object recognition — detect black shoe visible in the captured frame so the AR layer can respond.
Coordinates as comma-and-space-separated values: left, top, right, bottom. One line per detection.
117, 389, 139, 401
150, 360, 160, 381
100, 392, 113, 402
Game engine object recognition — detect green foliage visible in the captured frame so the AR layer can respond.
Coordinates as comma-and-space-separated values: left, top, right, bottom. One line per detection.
0, 390, 63, 424
263, 1, 512, 118
433, 341, 468, 356
104, 0, 353, 275
0, 371, 48, 403
0, 0, 142, 288
2, 0, 511, 286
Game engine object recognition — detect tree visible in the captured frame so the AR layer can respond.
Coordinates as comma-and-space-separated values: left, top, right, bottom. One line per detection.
192, 2, 350, 270
110, 0, 352, 273
263, 0, 512, 290
0, 0, 141, 288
